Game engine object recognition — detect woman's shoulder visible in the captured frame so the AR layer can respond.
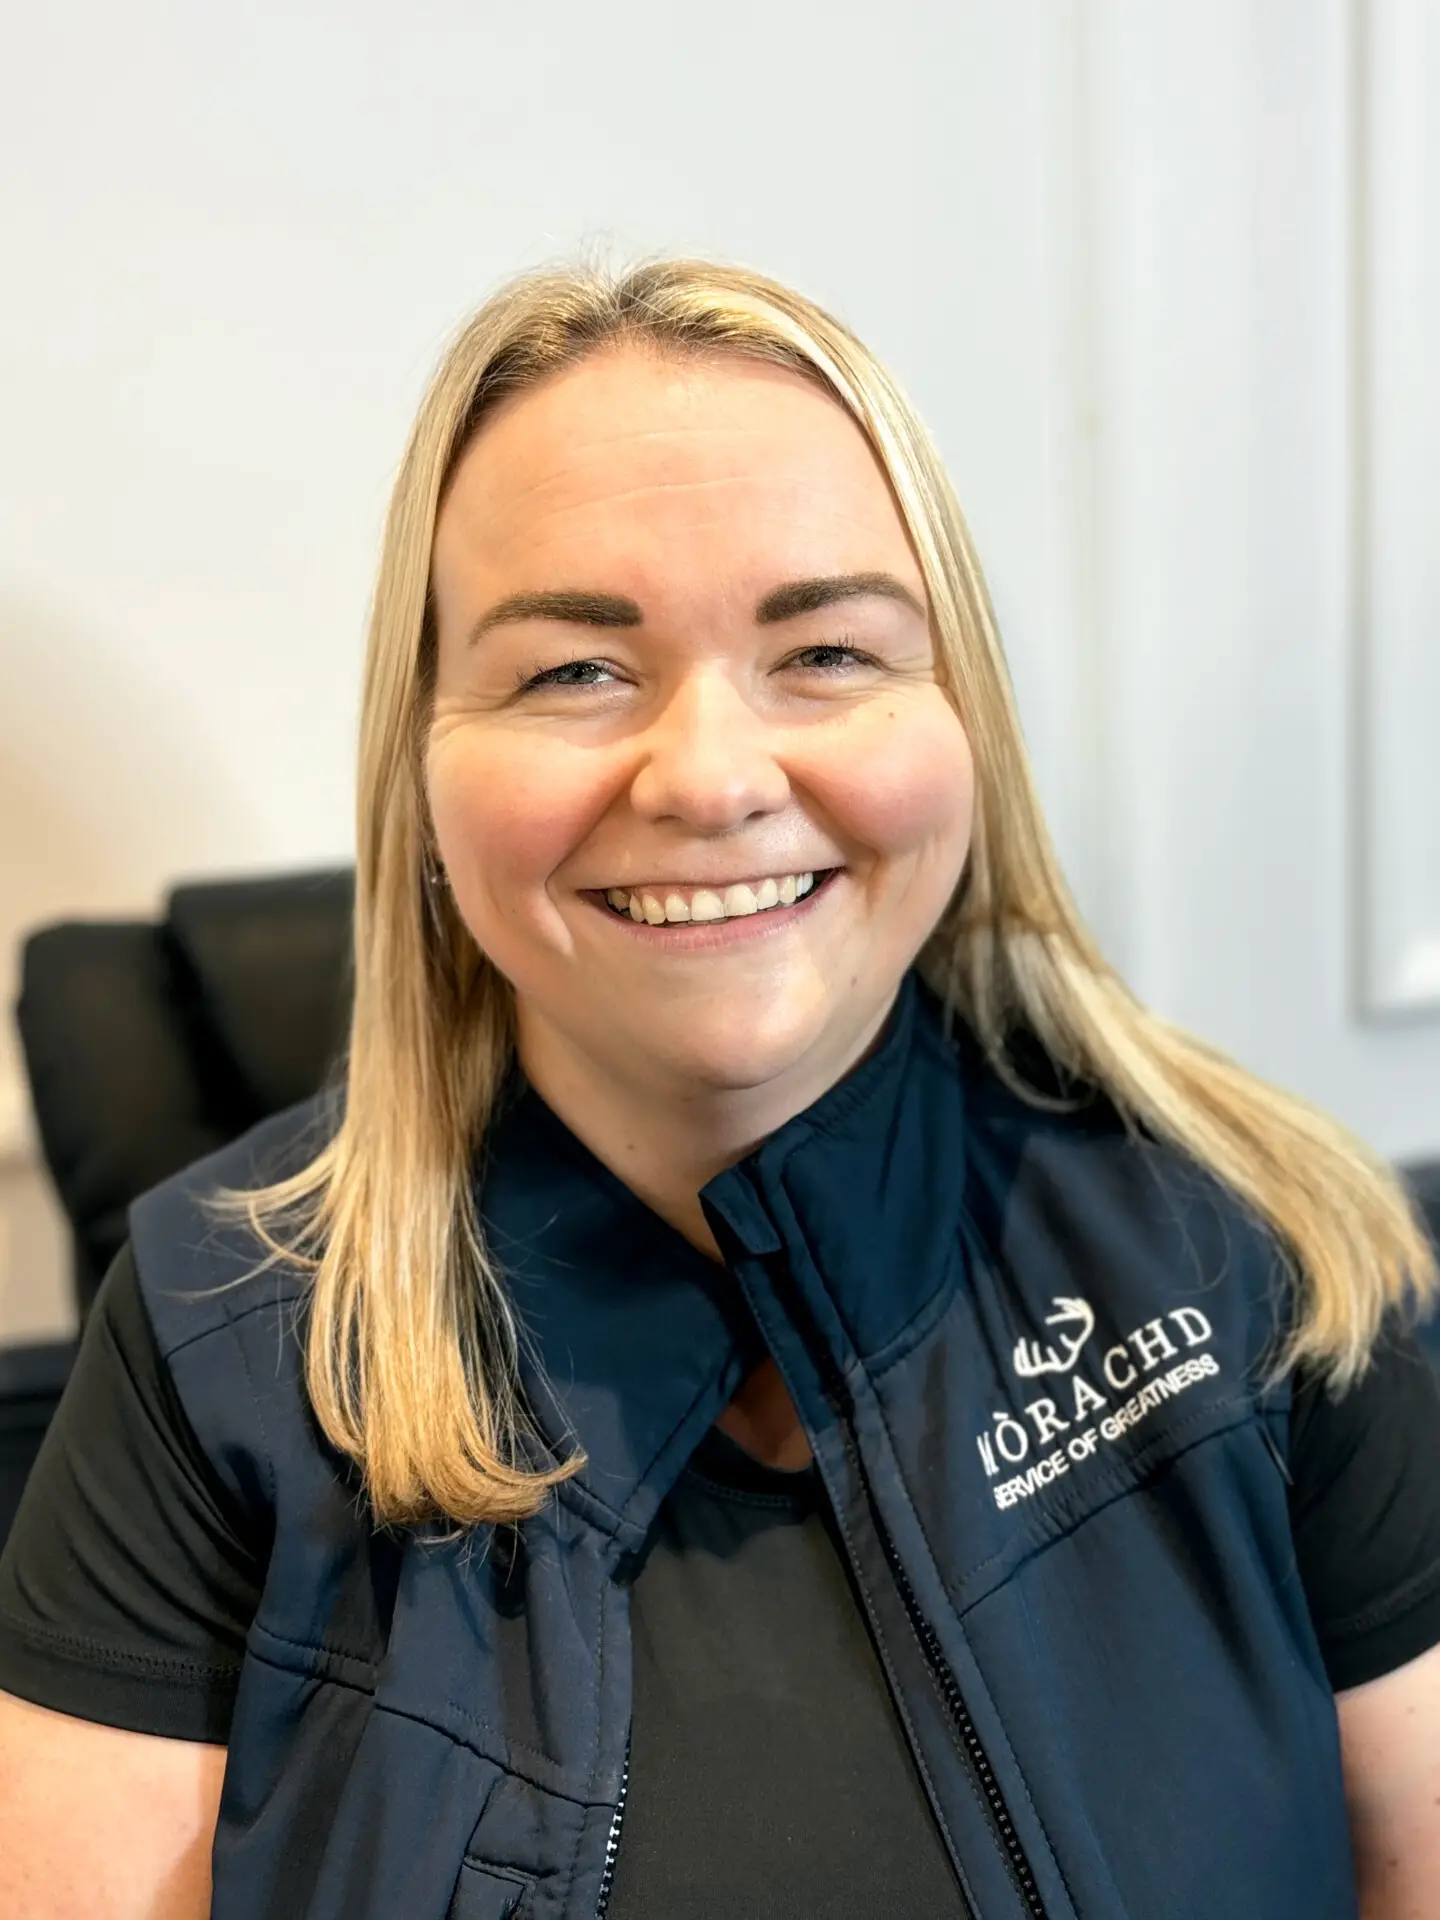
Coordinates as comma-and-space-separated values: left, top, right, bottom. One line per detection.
945, 1023, 1293, 1331
122, 1093, 359, 1527
128, 1089, 338, 1361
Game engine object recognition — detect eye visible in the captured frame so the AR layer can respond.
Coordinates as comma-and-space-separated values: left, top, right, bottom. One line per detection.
514, 658, 618, 693
782, 641, 882, 674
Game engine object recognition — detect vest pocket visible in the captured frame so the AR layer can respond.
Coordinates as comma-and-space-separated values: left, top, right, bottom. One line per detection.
446, 1860, 535, 1919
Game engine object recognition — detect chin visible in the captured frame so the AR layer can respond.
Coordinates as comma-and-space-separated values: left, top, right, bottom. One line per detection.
630, 997, 841, 1099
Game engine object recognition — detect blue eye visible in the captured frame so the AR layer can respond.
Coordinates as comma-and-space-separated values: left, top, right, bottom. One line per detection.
785, 643, 878, 672
515, 659, 616, 693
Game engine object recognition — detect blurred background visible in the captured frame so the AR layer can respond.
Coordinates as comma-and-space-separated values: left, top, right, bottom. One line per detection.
2, 0, 1437, 1344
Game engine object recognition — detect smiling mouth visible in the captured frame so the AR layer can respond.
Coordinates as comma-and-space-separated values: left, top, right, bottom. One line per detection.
592, 868, 841, 927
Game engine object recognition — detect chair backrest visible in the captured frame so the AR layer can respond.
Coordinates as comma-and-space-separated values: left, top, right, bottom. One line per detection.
15, 868, 354, 1317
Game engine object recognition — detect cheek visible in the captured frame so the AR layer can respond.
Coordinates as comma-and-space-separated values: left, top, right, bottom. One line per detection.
814, 698, 975, 862
426, 733, 597, 921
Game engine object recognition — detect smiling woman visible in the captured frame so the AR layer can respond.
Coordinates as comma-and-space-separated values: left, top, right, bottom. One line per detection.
1, 255, 1439, 1920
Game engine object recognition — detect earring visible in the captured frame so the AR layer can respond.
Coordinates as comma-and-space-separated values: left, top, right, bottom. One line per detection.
421, 842, 449, 935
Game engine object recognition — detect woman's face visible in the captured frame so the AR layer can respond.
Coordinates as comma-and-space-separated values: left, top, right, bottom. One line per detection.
426, 347, 976, 1107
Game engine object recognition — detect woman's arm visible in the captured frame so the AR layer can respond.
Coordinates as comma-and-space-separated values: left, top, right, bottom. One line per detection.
0, 1690, 225, 1919
1338, 1639, 1440, 1919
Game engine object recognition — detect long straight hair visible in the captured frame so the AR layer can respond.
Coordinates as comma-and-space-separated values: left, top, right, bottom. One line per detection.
215, 254, 1438, 1529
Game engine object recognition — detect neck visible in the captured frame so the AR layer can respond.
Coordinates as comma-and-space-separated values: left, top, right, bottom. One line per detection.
512, 999, 896, 1264
512, 1047, 790, 1264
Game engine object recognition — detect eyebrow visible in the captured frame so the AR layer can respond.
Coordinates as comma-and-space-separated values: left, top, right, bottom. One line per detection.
465, 571, 927, 646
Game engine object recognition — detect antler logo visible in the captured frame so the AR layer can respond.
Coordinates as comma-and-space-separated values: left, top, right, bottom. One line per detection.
1012, 1297, 1096, 1379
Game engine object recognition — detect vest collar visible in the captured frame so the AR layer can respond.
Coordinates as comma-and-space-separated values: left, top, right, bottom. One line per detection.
478, 969, 971, 1553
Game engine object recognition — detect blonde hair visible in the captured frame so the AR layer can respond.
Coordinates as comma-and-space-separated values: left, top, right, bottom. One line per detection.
214, 252, 1438, 1530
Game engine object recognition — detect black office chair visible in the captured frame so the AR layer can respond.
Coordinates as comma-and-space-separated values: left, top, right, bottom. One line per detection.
2, 869, 353, 1546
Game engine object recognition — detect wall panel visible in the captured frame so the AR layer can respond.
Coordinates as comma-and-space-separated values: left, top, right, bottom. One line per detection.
1354, 0, 1440, 1018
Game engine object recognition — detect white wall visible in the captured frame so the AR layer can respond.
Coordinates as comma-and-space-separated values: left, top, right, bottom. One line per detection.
2, 0, 1437, 1340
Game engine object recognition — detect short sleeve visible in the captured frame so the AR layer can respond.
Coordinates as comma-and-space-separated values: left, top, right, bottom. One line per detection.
1289, 1314, 1440, 1692
0, 1244, 267, 1742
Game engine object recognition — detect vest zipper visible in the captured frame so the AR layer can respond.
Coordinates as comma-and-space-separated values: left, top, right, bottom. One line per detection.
876, 1508, 1049, 1918
765, 1250, 1051, 1920
593, 1721, 631, 1918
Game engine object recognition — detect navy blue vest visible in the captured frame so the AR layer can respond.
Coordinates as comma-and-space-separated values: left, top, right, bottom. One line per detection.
129, 970, 1358, 1918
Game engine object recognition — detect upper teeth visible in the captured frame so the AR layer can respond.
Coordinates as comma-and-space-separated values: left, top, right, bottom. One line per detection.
604, 873, 819, 924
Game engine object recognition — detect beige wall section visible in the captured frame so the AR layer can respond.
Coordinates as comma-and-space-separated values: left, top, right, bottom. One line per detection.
1, 0, 1437, 1345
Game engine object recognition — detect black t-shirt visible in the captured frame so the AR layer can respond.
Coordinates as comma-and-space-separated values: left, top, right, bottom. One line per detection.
3, 1248, 1440, 1918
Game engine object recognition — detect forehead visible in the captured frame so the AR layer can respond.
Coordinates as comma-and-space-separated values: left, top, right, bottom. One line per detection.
432, 347, 918, 594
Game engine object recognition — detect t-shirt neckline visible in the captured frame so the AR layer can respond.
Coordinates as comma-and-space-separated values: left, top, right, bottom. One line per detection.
683, 1421, 820, 1505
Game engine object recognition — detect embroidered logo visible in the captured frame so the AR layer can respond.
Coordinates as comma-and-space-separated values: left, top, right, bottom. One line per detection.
977, 1301, 1220, 1512
1011, 1297, 1095, 1378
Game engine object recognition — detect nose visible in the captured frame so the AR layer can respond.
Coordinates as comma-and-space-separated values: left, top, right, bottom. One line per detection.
626, 667, 792, 831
